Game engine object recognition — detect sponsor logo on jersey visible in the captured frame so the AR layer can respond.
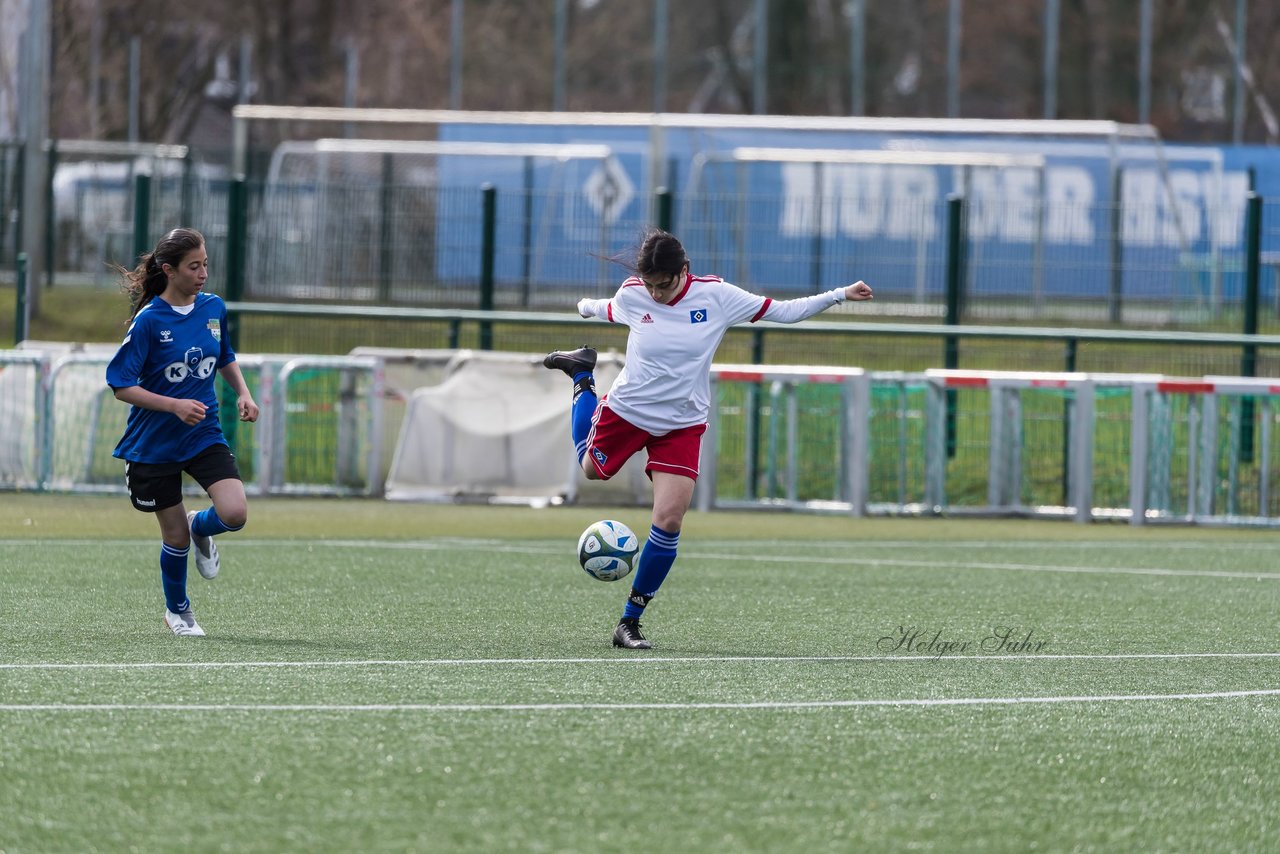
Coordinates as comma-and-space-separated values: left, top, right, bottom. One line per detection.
160, 329, 173, 342
165, 347, 218, 383
640, 313, 654, 324
689, 308, 708, 323
207, 319, 221, 342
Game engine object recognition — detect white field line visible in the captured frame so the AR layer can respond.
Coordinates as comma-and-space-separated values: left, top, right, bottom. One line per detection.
5, 537, 1280, 550
5, 652, 1280, 670
3, 688, 1280, 713
1, 538, 1277, 580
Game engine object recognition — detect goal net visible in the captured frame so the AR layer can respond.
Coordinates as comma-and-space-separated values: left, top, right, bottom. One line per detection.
384, 349, 649, 505
251, 137, 621, 304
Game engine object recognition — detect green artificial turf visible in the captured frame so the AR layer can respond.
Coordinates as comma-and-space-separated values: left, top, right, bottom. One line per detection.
2, 495, 1280, 852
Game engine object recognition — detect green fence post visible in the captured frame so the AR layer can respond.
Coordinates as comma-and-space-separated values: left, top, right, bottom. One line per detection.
179, 152, 194, 225
655, 186, 673, 232
1240, 192, 1262, 463
378, 152, 394, 303
221, 177, 248, 450
44, 142, 57, 288
132, 173, 152, 264
811, 162, 824, 293
747, 327, 765, 500
224, 177, 247, 347
521, 157, 534, 307
0, 145, 9, 264
11, 143, 24, 274
479, 183, 496, 350
14, 252, 27, 345
944, 194, 965, 458
1062, 337, 1078, 505
1108, 166, 1124, 324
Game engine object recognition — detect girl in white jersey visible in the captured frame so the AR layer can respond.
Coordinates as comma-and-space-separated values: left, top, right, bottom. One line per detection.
545, 228, 872, 649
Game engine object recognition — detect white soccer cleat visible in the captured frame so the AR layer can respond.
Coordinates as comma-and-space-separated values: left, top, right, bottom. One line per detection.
188, 510, 220, 580
164, 609, 206, 637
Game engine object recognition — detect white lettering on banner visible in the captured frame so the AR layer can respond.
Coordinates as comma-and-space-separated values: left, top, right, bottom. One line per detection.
836, 166, 884, 237
1210, 172, 1250, 247
887, 167, 938, 239
1122, 169, 1249, 248
1122, 170, 1159, 245
968, 168, 1040, 242
1164, 170, 1203, 246
778, 162, 1248, 249
780, 163, 937, 240
1045, 167, 1095, 244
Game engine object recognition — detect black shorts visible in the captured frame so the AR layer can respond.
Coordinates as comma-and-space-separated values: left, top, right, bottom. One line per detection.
124, 444, 242, 513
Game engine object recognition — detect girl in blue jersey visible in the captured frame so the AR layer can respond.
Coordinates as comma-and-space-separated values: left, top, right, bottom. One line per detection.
106, 228, 259, 636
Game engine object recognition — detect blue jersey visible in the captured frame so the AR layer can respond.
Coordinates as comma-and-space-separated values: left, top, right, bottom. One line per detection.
105, 293, 237, 463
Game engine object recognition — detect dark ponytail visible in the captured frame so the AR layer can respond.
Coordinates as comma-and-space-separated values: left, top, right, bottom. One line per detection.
116, 227, 205, 320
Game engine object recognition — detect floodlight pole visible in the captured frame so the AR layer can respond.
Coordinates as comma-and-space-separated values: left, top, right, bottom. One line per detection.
19, 0, 50, 307
128, 37, 140, 142
553, 0, 567, 111
947, 0, 961, 117
653, 0, 668, 113
1043, 0, 1059, 119
848, 0, 866, 116
450, 0, 463, 109
753, 0, 768, 115
1138, 0, 1153, 124
1232, 0, 1247, 143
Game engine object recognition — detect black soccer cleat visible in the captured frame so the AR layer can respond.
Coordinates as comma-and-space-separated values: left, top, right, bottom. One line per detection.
612, 618, 652, 650
543, 346, 598, 378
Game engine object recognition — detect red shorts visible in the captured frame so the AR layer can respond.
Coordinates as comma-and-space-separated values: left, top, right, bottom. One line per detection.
585, 399, 706, 482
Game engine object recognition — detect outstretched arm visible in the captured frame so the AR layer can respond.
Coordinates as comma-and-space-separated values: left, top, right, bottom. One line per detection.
762, 281, 873, 324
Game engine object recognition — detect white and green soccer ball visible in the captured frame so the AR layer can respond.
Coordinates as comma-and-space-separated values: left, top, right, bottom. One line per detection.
577, 519, 639, 582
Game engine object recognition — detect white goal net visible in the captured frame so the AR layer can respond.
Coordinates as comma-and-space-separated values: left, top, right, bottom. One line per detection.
384, 350, 649, 505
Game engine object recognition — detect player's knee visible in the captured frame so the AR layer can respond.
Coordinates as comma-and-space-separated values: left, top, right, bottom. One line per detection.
219, 505, 248, 530
582, 461, 604, 481
652, 507, 686, 533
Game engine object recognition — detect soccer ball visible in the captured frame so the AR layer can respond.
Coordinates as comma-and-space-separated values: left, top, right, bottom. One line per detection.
577, 519, 639, 582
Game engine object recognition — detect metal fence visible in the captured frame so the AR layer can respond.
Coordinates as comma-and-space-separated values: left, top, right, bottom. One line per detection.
8, 340, 1280, 526
8, 141, 1280, 337
700, 366, 1280, 525
0, 350, 384, 497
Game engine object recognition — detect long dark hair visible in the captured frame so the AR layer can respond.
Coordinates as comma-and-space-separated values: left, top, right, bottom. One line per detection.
116, 227, 205, 320
601, 227, 689, 279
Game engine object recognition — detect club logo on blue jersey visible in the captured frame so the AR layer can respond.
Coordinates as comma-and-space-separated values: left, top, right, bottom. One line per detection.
690, 308, 709, 323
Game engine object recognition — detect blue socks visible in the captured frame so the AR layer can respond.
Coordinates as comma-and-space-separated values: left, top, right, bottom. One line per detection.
191, 505, 243, 537
160, 543, 190, 613
570, 371, 597, 465
623, 525, 680, 620
162, 507, 241, 615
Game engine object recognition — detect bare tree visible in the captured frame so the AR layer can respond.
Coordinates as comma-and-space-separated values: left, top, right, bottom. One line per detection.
38, 0, 1280, 146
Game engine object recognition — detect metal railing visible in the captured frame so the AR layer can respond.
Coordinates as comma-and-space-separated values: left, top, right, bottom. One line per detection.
1, 351, 383, 497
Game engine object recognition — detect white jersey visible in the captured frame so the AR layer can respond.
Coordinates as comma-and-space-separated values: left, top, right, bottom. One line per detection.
580, 273, 848, 434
